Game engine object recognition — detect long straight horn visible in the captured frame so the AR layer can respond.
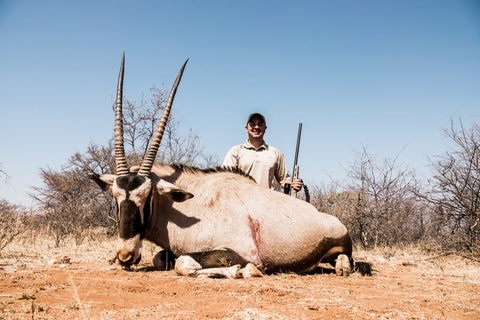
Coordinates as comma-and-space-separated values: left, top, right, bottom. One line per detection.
114, 51, 129, 176
138, 59, 189, 177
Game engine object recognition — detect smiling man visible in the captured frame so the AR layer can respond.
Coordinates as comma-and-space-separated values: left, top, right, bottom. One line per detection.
222, 113, 303, 192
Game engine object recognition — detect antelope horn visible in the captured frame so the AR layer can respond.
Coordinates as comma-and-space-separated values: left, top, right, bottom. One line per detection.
138, 59, 189, 177
114, 51, 129, 176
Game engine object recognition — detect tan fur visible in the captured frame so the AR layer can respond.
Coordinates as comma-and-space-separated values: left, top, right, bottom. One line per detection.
92, 163, 351, 275
144, 164, 352, 275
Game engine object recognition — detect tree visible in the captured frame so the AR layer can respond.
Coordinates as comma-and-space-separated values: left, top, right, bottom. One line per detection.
31, 165, 115, 245
121, 87, 218, 168
32, 86, 218, 244
0, 163, 10, 184
0, 200, 26, 251
122, 87, 166, 162
342, 146, 426, 248
425, 120, 480, 251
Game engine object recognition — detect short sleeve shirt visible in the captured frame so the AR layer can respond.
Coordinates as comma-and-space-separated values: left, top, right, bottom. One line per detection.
222, 140, 290, 190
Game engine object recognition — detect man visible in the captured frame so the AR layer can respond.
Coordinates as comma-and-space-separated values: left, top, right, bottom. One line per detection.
222, 113, 303, 193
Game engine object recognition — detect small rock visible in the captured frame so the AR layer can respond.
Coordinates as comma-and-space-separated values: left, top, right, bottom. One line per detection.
401, 260, 417, 267
47, 253, 71, 266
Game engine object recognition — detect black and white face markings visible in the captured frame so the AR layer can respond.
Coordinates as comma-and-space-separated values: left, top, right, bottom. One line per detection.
112, 173, 153, 266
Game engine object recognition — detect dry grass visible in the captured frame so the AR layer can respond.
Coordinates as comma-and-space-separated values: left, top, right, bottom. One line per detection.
353, 245, 480, 282
2, 232, 479, 282
1, 232, 480, 319
0, 230, 163, 272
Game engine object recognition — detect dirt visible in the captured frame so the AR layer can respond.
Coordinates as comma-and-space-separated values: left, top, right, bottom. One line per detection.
1, 244, 479, 319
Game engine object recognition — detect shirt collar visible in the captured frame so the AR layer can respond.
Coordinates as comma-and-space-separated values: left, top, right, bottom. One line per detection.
243, 140, 268, 151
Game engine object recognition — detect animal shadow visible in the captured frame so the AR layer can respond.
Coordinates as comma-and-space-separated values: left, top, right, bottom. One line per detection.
354, 261, 373, 276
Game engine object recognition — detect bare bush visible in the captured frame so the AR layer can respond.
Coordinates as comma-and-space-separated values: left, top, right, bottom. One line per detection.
311, 147, 428, 249
68, 143, 117, 232
423, 120, 480, 252
0, 199, 27, 252
32, 86, 218, 245
348, 148, 429, 247
31, 142, 117, 246
31, 166, 114, 246
346, 147, 427, 248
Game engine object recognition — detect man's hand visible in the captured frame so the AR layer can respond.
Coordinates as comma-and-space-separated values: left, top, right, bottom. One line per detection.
284, 178, 303, 192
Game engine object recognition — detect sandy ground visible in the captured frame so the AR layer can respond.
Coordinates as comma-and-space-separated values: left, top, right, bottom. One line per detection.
0, 239, 479, 319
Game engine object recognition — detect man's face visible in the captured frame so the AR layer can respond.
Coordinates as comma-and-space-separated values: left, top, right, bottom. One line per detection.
245, 117, 267, 139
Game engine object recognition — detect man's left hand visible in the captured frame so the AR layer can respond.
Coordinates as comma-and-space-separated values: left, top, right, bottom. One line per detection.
285, 178, 303, 192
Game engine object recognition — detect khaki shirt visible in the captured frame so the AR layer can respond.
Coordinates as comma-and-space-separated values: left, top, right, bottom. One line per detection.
222, 140, 290, 190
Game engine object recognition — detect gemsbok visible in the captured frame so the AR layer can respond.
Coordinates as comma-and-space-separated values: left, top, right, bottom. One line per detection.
89, 53, 353, 278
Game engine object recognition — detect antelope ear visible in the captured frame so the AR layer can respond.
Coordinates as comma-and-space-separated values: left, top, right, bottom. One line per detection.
88, 173, 117, 191
155, 179, 194, 202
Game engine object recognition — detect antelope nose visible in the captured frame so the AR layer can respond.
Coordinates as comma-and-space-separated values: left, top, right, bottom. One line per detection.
117, 251, 134, 266
117, 251, 142, 267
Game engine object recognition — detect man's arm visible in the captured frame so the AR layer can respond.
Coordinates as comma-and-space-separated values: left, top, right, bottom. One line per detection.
275, 150, 290, 188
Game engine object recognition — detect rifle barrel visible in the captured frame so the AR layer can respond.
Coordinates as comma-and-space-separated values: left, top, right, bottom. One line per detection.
293, 123, 302, 167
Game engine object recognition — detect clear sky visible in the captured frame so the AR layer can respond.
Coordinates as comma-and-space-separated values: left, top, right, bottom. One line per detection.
1, 0, 479, 207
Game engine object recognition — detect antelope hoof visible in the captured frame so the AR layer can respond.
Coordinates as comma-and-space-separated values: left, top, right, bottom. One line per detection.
335, 254, 351, 277
241, 263, 263, 278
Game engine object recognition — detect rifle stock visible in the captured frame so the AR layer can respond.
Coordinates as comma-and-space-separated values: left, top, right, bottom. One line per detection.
291, 164, 299, 197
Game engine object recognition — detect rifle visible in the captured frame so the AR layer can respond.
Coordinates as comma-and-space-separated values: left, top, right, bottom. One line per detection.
284, 123, 302, 198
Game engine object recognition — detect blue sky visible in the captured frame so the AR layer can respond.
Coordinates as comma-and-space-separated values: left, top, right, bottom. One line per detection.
1, 0, 479, 207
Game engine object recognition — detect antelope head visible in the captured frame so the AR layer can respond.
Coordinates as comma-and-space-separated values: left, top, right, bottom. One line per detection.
89, 53, 193, 268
